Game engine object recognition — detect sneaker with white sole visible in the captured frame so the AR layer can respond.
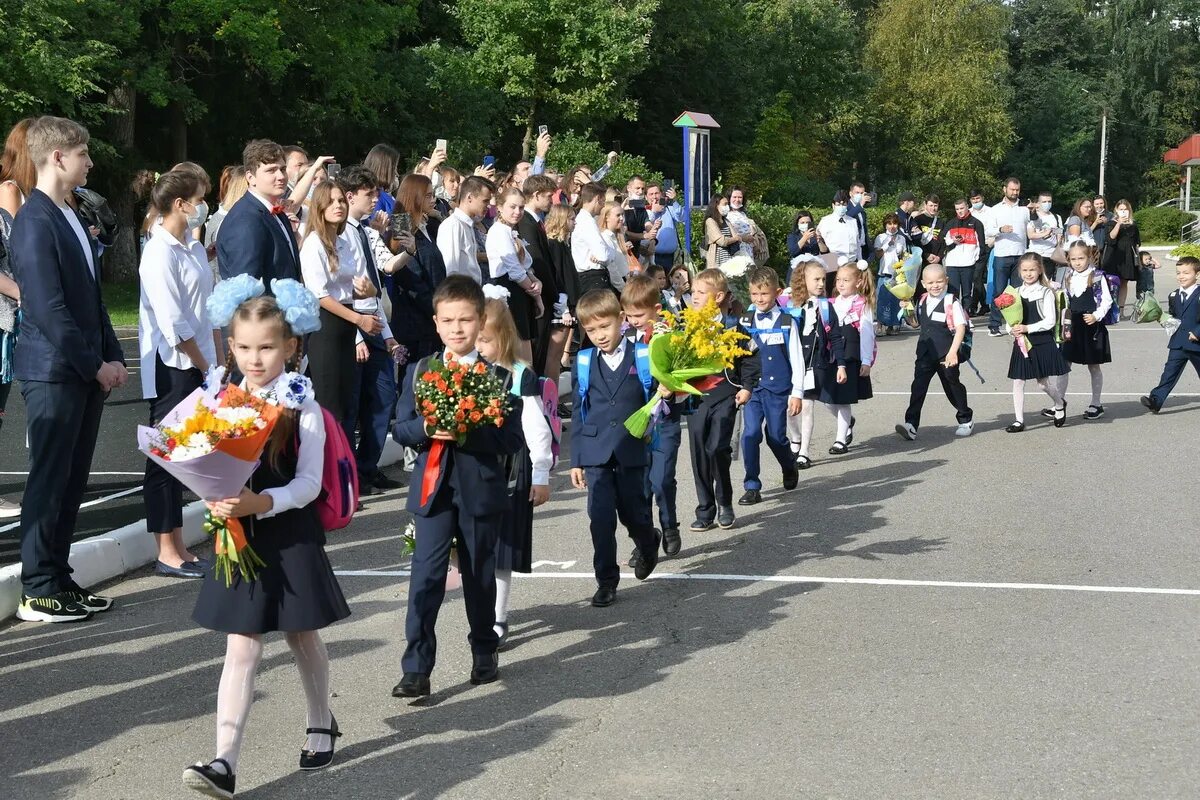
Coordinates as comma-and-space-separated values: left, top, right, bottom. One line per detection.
63, 583, 114, 613
1084, 405, 1105, 420
955, 421, 975, 437
895, 423, 917, 441
0, 498, 20, 519
17, 593, 93, 623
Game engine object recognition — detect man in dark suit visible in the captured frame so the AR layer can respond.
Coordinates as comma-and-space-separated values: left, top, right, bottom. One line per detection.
1142, 257, 1200, 413
9, 116, 127, 623
216, 139, 300, 287
517, 174, 560, 376
390, 276, 525, 697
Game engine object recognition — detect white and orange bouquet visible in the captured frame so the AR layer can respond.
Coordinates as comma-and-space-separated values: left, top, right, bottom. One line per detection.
137, 368, 281, 586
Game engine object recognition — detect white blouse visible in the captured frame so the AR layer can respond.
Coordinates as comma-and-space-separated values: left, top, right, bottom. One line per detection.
244, 375, 326, 519
485, 222, 532, 283
1065, 267, 1112, 320
138, 225, 218, 398
600, 229, 629, 290
832, 293, 876, 365
1009, 283, 1057, 334
521, 395, 554, 486
300, 233, 355, 303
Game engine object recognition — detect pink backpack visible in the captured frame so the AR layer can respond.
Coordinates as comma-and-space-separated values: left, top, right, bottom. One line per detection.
313, 407, 358, 531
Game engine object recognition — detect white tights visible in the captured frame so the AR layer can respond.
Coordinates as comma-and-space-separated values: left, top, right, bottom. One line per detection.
495, 567, 512, 635
1063, 364, 1103, 407
787, 401, 815, 458
213, 631, 332, 775
823, 403, 852, 444
1012, 375, 1066, 423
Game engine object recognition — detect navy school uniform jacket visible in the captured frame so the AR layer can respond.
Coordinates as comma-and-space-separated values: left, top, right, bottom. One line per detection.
1167, 288, 1200, 354
572, 342, 655, 469
392, 351, 525, 517
216, 192, 301, 285
8, 189, 124, 383
740, 308, 802, 396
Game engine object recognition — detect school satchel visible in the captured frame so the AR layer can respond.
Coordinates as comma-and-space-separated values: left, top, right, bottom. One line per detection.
1133, 291, 1162, 323
313, 407, 359, 531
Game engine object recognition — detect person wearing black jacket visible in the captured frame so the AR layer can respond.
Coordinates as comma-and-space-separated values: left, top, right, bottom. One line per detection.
518, 175, 560, 376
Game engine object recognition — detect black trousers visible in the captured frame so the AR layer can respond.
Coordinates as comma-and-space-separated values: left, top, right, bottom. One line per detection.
689, 393, 737, 521
577, 270, 614, 297
904, 346, 973, 429
144, 356, 203, 533
19, 380, 106, 596
585, 461, 656, 588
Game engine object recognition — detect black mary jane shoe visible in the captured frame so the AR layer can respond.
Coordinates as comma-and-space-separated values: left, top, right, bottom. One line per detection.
1053, 407, 1067, 428
496, 621, 510, 651
1005, 422, 1026, 433
828, 441, 848, 455
182, 758, 236, 799
795, 455, 813, 470
846, 416, 857, 445
299, 714, 342, 770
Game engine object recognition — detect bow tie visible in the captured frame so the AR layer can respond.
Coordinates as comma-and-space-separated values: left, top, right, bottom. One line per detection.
756, 311, 774, 321
270, 204, 286, 216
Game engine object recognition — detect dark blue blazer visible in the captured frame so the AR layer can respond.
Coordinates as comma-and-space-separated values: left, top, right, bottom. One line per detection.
571, 346, 652, 469
389, 222, 446, 346
1168, 288, 1200, 354
8, 189, 123, 383
392, 352, 525, 517
216, 192, 300, 285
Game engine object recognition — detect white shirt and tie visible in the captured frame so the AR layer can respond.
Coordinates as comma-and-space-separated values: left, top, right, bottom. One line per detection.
437, 209, 482, 283
341, 217, 395, 345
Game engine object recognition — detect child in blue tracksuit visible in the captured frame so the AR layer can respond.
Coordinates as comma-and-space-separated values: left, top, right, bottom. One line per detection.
621, 275, 684, 559
738, 267, 803, 505
570, 288, 664, 608
1142, 256, 1200, 413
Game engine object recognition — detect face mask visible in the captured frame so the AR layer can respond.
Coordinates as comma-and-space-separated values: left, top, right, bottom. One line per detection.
186, 201, 209, 230
852, 193, 864, 206
1118, 208, 1129, 219
1039, 201, 1052, 213
971, 201, 983, 210
730, 201, 743, 211
798, 222, 810, 233
834, 205, 847, 218
719, 206, 729, 217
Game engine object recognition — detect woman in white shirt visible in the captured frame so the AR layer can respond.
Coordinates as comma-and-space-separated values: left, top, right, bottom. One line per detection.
486, 187, 543, 364
598, 201, 633, 291
138, 169, 223, 577
300, 183, 380, 423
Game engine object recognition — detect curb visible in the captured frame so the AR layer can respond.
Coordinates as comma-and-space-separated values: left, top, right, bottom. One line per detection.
0, 441, 406, 622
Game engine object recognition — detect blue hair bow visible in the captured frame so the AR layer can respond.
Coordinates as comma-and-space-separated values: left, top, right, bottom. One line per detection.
206, 274, 265, 327
271, 279, 321, 335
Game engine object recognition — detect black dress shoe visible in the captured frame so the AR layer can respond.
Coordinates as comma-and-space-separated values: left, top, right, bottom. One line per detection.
846, 416, 857, 445
591, 586, 616, 607
795, 454, 813, 470
782, 469, 799, 491
392, 673, 431, 697
1053, 407, 1066, 428
628, 547, 643, 570
828, 441, 848, 455
182, 759, 235, 799
717, 506, 735, 529
496, 621, 510, 651
662, 527, 681, 556
359, 483, 380, 497
373, 474, 404, 490
299, 714, 342, 770
1140, 396, 1161, 414
1005, 421, 1025, 433
470, 652, 499, 685
689, 518, 715, 532
634, 531, 660, 580
738, 489, 762, 506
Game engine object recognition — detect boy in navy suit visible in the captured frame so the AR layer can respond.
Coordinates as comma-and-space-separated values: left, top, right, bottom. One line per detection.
737, 267, 802, 506
570, 289, 663, 608
391, 275, 525, 697
1142, 256, 1200, 413
9, 116, 127, 623
216, 139, 300, 287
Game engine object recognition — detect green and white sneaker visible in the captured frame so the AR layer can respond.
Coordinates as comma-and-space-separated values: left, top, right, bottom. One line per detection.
17, 593, 93, 623
63, 583, 114, 613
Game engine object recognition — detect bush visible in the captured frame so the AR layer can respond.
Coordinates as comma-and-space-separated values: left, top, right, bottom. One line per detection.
543, 130, 662, 189
1133, 206, 1192, 243
1170, 243, 1200, 260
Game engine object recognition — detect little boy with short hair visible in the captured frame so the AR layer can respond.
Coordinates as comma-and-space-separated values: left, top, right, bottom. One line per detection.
895, 264, 974, 440
570, 288, 663, 608
737, 267, 802, 505
1141, 256, 1200, 413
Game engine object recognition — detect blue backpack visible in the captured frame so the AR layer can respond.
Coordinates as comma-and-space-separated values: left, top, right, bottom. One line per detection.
575, 343, 653, 424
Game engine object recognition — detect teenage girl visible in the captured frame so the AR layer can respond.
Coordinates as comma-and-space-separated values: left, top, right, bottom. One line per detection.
476, 292, 554, 650
184, 283, 350, 799
1057, 242, 1112, 420
1005, 253, 1070, 431
786, 263, 828, 468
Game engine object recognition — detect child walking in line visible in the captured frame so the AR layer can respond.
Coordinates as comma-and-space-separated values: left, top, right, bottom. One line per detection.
820, 263, 876, 455
785, 263, 828, 469
1057, 242, 1113, 420
185, 281, 350, 799
475, 288, 554, 649
1141, 256, 1200, 413
1005, 253, 1070, 432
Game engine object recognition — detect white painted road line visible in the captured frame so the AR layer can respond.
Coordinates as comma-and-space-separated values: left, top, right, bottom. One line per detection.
332, 569, 1200, 597
0, 486, 143, 533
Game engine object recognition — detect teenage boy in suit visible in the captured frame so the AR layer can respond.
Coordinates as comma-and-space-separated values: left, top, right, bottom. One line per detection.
1142, 257, 1200, 413
571, 288, 663, 608
9, 116, 127, 623
391, 275, 525, 697
518, 174, 561, 376
217, 139, 300, 287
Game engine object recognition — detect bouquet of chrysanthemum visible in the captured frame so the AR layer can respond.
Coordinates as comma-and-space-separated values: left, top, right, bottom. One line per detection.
720, 254, 754, 310
413, 355, 513, 506
993, 287, 1030, 357
623, 299, 750, 439
884, 256, 918, 317
137, 371, 281, 586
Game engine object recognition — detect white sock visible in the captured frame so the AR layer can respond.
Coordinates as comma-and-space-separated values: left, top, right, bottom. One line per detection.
494, 568, 512, 634
824, 403, 851, 443
215, 634, 264, 774
1089, 365, 1103, 406
285, 631, 332, 753
1012, 380, 1025, 423
799, 402, 815, 458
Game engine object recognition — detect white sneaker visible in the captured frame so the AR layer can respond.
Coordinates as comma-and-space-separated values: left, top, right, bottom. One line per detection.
895, 423, 917, 441
0, 498, 19, 519
955, 421, 974, 437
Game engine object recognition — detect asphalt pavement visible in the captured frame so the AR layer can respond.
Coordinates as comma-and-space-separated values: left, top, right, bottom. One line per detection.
2, 311, 1198, 799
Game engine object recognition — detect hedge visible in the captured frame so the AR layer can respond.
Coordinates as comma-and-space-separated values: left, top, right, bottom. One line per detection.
1133, 206, 1193, 243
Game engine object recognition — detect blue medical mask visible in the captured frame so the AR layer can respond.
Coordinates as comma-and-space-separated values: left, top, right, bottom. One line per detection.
851, 192, 864, 206
1039, 201, 1052, 212
971, 200, 983, 210
833, 205, 847, 218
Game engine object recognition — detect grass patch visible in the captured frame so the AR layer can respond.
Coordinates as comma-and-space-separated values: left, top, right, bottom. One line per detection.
100, 279, 139, 327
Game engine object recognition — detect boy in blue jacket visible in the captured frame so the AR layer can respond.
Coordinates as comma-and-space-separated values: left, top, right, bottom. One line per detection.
1142, 256, 1200, 413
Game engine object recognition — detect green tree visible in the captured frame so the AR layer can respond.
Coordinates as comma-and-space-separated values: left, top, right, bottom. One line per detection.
865, 0, 1014, 197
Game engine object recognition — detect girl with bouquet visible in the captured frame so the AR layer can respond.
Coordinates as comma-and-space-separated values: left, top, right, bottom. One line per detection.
183, 278, 349, 799
786, 263, 830, 469
820, 263, 876, 455
476, 287, 555, 648
1004, 253, 1069, 432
